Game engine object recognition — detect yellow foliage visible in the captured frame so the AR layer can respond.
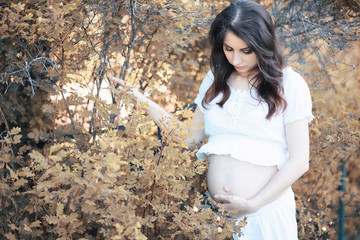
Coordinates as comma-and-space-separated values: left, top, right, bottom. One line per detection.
0, 0, 359, 239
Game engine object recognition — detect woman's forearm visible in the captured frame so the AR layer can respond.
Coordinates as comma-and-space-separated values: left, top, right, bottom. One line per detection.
250, 158, 309, 210
132, 89, 172, 127
132, 89, 206, 148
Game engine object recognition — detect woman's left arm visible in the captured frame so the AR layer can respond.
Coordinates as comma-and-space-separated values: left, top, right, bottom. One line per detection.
250, 117, 310, 209
214, 117, 310, 216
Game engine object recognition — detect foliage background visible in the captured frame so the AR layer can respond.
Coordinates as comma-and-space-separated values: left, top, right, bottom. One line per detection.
0, 0, 359, 239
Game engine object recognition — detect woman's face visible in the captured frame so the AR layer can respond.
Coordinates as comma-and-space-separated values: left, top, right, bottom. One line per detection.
223, 31, 258, 77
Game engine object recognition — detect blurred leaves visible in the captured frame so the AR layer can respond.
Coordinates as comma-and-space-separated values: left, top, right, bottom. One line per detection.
0, 0, 359, 239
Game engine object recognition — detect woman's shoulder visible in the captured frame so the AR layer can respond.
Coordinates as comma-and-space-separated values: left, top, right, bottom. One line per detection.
198, 70, 215, 90
204, 69, 214, 82
282, 67, 304, 83
195, 70, 215, 104
282, 67, 309, 92
281, 67, 314, 123
281, 67, 313, 110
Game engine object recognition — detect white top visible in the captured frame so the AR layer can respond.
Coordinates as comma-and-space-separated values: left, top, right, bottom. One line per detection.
194, 67, 314, 169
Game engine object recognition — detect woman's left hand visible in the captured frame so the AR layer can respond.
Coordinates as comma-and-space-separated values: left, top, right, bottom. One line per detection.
213, 194, 259, 218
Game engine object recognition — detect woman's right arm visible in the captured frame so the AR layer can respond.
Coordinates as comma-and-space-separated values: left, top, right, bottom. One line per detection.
185, 106, 206, 150
109, 76, 206, 150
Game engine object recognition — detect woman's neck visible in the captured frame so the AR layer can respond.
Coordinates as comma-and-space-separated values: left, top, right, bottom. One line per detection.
228, 71, 257, 90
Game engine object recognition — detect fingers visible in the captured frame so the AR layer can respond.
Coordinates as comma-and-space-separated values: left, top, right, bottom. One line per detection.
212, 194, 250, 218
214, 194, 238, 212
227, 211, 246, 219
209, 197, 220, 209
108, 76, 125, 87
214, 194, 232, 203
108, 76, 147, 104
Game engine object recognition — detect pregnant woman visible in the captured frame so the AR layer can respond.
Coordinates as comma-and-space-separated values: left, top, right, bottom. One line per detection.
109, 0, 313, 239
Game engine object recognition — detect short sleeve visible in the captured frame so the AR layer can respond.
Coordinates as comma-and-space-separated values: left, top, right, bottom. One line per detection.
194, 70, 214, 113
283, 68, 314, 124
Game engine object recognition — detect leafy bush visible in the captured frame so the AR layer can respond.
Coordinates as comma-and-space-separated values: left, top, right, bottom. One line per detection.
0, 0, 359, 239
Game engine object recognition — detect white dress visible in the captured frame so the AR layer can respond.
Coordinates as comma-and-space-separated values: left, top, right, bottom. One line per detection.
195, 67, 314, 169
194, 68, 314, 239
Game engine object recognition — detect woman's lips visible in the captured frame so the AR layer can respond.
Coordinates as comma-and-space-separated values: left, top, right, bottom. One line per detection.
235, 66, 245, 71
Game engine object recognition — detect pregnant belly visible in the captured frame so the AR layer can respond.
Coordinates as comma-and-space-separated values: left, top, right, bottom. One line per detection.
207, 154, 278, 200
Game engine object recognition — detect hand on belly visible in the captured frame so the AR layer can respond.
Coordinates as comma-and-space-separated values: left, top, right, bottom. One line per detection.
212, 193, 257, 218
207, 154, 278, 215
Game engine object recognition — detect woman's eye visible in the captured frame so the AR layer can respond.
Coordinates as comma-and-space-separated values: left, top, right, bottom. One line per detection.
242, 48, 253, 54
224, 46, 233, 51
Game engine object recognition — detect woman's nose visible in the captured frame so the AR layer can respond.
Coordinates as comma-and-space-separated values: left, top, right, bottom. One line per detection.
232, 53, 243, 66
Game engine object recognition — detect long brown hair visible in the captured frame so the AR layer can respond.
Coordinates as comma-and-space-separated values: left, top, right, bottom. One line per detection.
203, 0, 287, 119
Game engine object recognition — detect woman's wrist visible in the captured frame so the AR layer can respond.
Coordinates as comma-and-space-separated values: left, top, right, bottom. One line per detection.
248, 196, 263, 213
132, 88, 147, 103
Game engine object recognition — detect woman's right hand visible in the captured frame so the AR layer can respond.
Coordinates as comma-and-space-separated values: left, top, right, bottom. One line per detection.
108, 76, 125, 88
108, 76, 147, 103
108, 76, 172, 127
